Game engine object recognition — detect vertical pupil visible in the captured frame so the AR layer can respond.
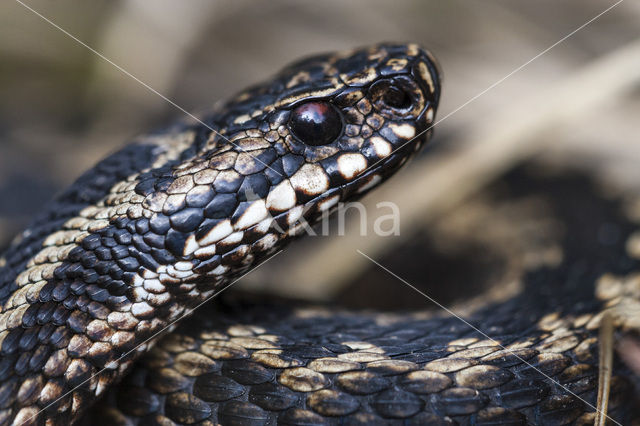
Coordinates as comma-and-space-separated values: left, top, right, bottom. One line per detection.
289, 101, 342, 146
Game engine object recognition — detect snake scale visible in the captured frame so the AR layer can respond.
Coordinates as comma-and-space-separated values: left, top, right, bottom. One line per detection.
0, 43, 638, 425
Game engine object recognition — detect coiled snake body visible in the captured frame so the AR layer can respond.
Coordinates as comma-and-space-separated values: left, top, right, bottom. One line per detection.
0, 44, 636, 425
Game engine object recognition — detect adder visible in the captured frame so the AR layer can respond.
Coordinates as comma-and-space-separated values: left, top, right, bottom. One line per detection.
0, 43, 636, 425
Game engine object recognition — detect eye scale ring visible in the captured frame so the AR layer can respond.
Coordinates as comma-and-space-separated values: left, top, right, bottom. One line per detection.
288, 101, 343, 146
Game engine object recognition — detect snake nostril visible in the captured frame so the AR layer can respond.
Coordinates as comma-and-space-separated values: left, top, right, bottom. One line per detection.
382, 86, 412, 109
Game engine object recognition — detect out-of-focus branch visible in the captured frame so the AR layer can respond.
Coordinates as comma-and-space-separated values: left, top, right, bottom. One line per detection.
79, 0, 223, 163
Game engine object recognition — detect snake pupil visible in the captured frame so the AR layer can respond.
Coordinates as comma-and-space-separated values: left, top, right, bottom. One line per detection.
289, 101, 342, 146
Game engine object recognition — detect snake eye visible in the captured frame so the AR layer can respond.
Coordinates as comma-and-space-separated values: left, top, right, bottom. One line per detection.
289, 101, 342, 146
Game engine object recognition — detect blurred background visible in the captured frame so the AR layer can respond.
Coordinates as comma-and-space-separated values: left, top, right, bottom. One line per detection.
1, 0, 640, 310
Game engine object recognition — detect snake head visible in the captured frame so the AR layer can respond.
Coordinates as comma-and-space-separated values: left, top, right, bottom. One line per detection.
123, 44, 441, 294
189, 44, 442, 245
134, 44, 444, 284
111, 44, 443, 293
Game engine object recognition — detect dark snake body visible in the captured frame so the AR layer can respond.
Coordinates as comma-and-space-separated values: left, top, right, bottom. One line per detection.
92, 289, 636, 426
0, 43, 636, 425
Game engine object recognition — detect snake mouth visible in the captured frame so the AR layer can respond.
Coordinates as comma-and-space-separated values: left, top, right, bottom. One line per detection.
306, 136, 429, 218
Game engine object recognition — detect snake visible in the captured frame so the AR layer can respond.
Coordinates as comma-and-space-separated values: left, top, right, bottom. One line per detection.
0, 43, 637, 425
